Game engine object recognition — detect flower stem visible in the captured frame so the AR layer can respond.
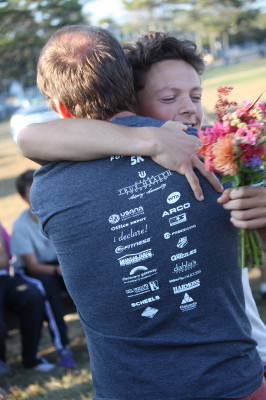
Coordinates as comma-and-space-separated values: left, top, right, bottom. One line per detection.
239, 229, 246, 269
239, 228, 264, 269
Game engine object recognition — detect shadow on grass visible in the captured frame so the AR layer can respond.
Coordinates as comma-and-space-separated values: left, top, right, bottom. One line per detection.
2, 313, 95, 400
2, 277, 265, 399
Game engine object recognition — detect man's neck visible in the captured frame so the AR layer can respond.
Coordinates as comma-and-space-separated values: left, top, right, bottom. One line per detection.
107, 111, 135, 121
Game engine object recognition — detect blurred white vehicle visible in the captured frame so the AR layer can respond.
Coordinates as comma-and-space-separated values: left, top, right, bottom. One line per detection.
10, 102, 59, 142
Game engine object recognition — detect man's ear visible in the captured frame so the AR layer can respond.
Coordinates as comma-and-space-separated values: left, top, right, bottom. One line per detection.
53, 99, 74, 119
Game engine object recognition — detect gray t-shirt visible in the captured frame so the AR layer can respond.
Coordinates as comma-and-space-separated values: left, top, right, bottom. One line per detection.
11, 209, 58, 269
31, 115, 263, 400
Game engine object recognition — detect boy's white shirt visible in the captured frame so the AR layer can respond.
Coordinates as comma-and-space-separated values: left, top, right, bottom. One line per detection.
242, 267, 266, 364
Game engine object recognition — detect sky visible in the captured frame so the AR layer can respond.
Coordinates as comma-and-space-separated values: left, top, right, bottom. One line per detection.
83, 0, 127, 25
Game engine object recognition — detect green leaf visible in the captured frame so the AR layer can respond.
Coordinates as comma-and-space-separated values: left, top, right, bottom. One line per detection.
220, 175, 234, 185
232, 173, 241, 187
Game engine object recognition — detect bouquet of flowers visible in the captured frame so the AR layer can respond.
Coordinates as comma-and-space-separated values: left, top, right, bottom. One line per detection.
197, 86, 266, 269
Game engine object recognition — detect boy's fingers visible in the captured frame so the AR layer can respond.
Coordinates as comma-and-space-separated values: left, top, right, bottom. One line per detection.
183, 158, 223, 201
184, 168, 204, 201
194, 158, 223, 193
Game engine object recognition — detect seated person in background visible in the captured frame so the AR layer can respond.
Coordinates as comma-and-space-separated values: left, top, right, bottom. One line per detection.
0, 387, 7, 400
10, 170, 76, 368
0, 223, 54, 373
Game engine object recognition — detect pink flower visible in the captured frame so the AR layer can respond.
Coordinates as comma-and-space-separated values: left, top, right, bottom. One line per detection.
212, 133, 239, 175
198, 86, 266, 270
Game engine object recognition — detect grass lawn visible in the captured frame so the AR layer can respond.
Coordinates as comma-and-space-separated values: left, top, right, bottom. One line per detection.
202, 57, 266, 121
0, 122, 38, 234
2, 312, 95, 400
0, 57, 265, 398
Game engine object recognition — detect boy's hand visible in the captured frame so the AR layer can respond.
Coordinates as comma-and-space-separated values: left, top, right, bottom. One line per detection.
217, 185, 266, 229
152, 121, 223, 201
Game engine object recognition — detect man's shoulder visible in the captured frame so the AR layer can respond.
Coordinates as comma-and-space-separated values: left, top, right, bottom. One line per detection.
33, 162, 88, 185
111, 115, 165, 128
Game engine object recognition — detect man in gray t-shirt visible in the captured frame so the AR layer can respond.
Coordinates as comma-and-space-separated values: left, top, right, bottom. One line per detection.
30, 25, 265, 399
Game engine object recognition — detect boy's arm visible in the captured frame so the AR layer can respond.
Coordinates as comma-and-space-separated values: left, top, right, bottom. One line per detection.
18, 119, 222, 201
217, 186, 266, 248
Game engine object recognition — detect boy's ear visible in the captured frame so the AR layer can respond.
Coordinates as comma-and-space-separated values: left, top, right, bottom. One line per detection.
53, 99, 73, 119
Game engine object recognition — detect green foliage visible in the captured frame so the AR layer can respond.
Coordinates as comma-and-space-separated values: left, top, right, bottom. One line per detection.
121, 0, 264, 55
35, 0, 87, 33
0, 0, 88, 90
122, 0, 164, 10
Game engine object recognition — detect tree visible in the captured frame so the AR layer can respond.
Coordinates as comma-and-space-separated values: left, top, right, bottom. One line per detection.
182, 0, 260, 55
121, 0, 263, 55
0, 0, 88, 91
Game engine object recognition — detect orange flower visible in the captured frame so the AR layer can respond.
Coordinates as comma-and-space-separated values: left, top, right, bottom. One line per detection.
212, 133, 239, 175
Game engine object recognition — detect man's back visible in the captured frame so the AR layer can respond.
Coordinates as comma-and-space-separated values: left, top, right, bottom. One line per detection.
31, 116, 263, 400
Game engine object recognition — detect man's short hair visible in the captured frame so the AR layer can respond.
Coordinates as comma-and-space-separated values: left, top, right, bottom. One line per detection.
123, 31, 205, 92
37, 25, 136, 120
16, 169, 35, 198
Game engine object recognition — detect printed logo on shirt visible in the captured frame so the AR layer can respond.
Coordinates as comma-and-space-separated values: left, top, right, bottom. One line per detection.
141, 307, 158, 318
169, 213, 187, 227
125, 280, 159, 297
130, 266, 148, 274
176, 236, 188, 248
118, 248, 153, 267
169, 269, 201, 283
111, 218, 147, 232
172, 279, 200, 294
117, 170, 172, 199
162, 203, 190, 218
145, 183, 166, 196
130, 217, 146, 226
109, 206, 145, 225
115, 237, 151, 254
109, 155, 144, 166
167, 191, 181, 204
109, 214, 120, 224
131, 156, 145, 166
164, 225, 196, 239
111, 223, 129, 231
113, 225, 148, 243
131, 295, 160, 308
179, 293, 197, 312
122, 267, 158, 285
110, 155, 124, 161
171, 249, 197, 261
138, 171, 146, 178
172, 260, 198, 274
